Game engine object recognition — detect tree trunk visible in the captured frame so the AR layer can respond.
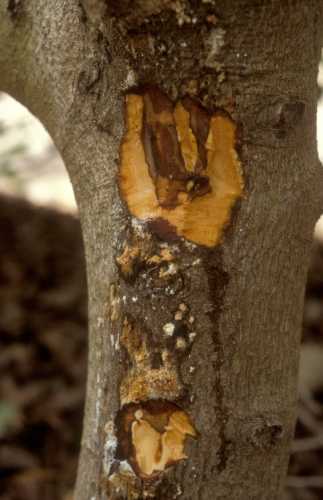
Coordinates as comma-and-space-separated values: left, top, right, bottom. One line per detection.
1, 1, 323, 499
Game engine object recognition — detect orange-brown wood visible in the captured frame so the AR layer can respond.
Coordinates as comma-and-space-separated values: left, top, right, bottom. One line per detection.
119, 89, 243, 247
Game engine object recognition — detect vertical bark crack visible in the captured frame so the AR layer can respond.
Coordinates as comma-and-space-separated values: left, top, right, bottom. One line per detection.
7, 0, 22, 18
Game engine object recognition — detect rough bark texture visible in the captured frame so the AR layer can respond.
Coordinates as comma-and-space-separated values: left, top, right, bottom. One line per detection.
1, 1, 323, 499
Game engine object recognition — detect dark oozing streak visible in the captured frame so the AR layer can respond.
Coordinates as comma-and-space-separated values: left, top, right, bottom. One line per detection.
182, 97, 210, 173
142, 89, 190, 208
141, 89, 213, 212
147, 218, 180, 242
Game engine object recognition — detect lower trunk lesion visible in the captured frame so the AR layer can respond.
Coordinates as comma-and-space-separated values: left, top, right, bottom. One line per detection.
102, 278, 199, 498
99, 84, 244, 498
103, 400, 196, 499
101, 226, 205, 498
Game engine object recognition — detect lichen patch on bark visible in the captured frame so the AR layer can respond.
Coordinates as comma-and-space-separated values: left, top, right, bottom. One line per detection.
119, 87, 243, 247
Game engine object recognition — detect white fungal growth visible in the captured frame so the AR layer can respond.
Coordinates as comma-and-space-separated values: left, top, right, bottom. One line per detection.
159, 262, 178, 278
110, 331, 120, 351
97, 316, 104, 327
179, 303, 188, 312
124, 69, 137, 89
163, 322, 175, 336
94, 374, 102, 433
189, 332, 197, 342
175, 484, 183, 498
115, 331, 120, 351
168, 263, 177, 274
95, 400, 100, 428
205, 27, 226, 68
110, 332, 115, 349
103, 421, 118, 476
176, 337, 187, 350
175, 310, 184, 321
119, 460, 135, 475
131, 217, 147, 237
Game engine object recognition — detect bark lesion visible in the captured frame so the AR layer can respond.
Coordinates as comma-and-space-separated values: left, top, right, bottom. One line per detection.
119, 317, 183, 406
109, 230, 202, 493
116, 400, 197, 479
119, 86, 243, 247
105, 0, 187, 26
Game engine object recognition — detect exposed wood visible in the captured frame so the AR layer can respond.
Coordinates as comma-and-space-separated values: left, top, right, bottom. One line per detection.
119, 89, 243, 246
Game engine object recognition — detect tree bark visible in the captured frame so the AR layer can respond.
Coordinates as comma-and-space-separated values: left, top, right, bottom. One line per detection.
1, 1, 323, 499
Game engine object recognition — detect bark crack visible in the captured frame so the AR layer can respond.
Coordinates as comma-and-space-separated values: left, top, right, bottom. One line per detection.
7, 0, 22, 18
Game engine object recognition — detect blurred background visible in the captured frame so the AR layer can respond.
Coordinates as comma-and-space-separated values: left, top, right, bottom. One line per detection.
1, 61, 323, 499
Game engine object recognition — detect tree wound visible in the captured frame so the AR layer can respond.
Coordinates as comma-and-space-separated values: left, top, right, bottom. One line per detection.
119, 87, 243, 247
116, 401, 197, 479
120, 318, 182, 405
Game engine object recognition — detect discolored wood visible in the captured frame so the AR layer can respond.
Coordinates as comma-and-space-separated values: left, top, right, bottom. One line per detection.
119, 90, 243, 247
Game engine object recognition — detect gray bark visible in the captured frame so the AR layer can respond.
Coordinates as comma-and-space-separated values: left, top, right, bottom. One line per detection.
0, 1, 323, 499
